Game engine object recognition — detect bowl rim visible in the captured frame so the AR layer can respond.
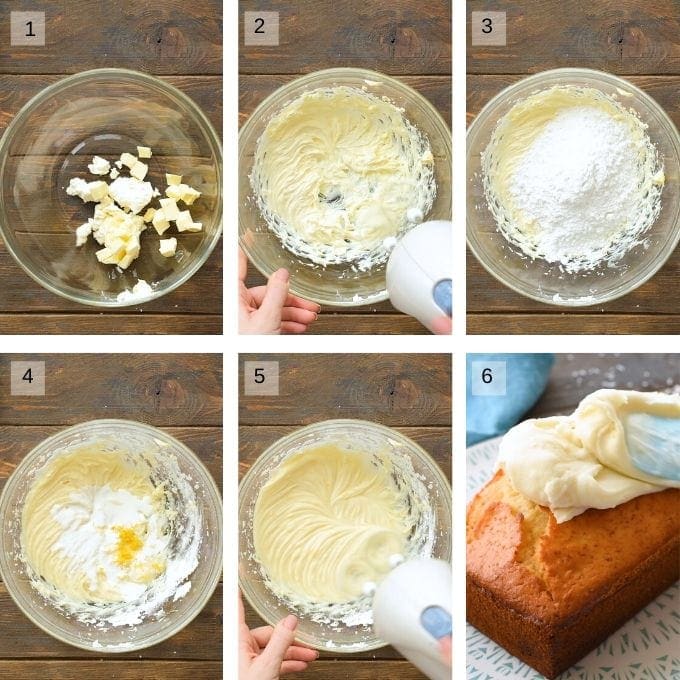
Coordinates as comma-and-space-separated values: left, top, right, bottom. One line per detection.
466, 67, 680, 307
238, 418, 452, 652
0, 418, 223, 653
238, 67, 452, 307
0, 67, 223, 308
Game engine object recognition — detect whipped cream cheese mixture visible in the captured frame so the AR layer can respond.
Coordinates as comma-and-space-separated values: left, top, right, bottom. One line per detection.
497, 389, 680, 522
252, 441, 435, 627
251, 86, 436, 269
20, 442, 200, 627
482, 86, 664, 273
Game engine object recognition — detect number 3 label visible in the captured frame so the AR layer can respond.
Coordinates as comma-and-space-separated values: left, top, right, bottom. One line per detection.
471, 11, 507, 46
244, 361, 280, 396
471, 361, 507, 396
244, 11, 280, 46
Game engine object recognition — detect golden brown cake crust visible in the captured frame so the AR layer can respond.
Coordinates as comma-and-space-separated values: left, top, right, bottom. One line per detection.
466, 470, 680, 678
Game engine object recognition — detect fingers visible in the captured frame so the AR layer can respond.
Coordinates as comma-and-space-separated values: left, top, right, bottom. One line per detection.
280, 660, 310, 675
280, 306, 318, 326
280, 321, 309, 334
256, 269, 290, 332
238, 248, 249, 283
284, 645, 318, 662
256, 615, 299, 675
431, 315, 452, 335
250, 625, 274, 648
287, 295, 321, 313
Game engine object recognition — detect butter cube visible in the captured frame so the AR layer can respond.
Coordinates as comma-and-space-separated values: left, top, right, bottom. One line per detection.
120, 152, 137, 169
175, 210, 202, 232
110, 167, 120, 179
159, 237, 177, 258
152, 209, 171, 235
165, 183, 201, 205
137, 146, 152, 159
166, 173, 182, 186
159, 197, 180, 221
143, 207, 156, 223
130, 161, 148, 181
75, 222, 92, 247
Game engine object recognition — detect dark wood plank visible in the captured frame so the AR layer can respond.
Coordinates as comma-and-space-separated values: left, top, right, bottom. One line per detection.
240, 74, 452, 127
0, 354, 222, 427
239, 354, 452, 426
0, 661, 222, 680
0, 426, 222, 496
0, 75, 222, 149
0, 584, 222, 659
0, 314, 221, 335
285, 660, 427, 679
239, 0, 450, 76
527, 354, 680, 418
466, 0, 680, 75
239, 425, 452, 482
467, 313, 680, 335
0, 1, 222, 76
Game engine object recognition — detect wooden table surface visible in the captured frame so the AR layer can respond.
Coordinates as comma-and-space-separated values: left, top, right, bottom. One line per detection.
525, 353, 680, 418
0, 1, 223, 335
466, 0, 680, 334
239, 353, 451, 678
0, 354, 223, 680
239, 0, 451, 335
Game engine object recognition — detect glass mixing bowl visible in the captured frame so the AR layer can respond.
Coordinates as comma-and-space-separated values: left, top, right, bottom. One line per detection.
239, 68, 452, 306
0, 420, 222, 652
467, 68, 680, 306
0, 68, 222, 307
239, 419, 451, 652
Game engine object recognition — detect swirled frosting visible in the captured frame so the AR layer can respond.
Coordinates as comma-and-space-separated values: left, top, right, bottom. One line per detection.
253, 443, 411, 604
251, 86, 436, 269
497, 389, 680, 522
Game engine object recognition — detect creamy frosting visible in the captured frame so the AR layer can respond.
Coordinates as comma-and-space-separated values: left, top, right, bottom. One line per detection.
251, 86, 436, 269
497, 389, 680, 522
21, 447, 169, 605
253, 443, 411, 604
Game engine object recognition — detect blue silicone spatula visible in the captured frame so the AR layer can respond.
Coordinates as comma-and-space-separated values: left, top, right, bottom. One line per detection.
625, 412, 680, 481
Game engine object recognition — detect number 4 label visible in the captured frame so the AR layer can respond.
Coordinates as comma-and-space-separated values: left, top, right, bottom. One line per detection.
244, 361, 280, 396
10, 361, 46, 396
471, 361, 507, 397
471, 11, 507, 47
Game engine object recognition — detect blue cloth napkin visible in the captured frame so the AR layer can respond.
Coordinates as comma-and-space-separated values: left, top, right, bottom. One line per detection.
467, 354, 554, 446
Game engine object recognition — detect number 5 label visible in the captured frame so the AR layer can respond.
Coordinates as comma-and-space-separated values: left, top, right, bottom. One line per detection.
471, 361, 507, 397
471, 11, 507, 46
244, 361, 280, 396
11, 360, 46, 396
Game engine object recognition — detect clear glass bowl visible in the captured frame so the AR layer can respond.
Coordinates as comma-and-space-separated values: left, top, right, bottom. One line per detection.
239, 68, 452, 306
239, 419, 451, 652
0, 68, 222, 307
467, 68, 680, 306
0, 420, 222, 652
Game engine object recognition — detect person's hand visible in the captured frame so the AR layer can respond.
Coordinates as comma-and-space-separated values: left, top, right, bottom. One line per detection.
239, 592, 318, 679
431, 315, 452, 335
239, 249, 320, 334
439, 635, 452, 667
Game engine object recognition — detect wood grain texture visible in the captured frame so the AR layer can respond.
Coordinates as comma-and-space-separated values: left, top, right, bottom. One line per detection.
240, 0, 451, 75
239, 353, 450, 673
466, 0, 680, 75
0, 1, 222, 75
239, 354, 452, 426
466, 3, 680, 334
527, 353, 680, 416
239, 1, 451, 335
0, 661, 222, 680
0, 354, 222, 671
0, 1, 223, 335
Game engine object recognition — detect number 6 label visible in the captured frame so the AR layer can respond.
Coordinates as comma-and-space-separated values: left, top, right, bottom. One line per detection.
471, 11, 507, 46
244, 361, 280, 396
471, 361, 507, 397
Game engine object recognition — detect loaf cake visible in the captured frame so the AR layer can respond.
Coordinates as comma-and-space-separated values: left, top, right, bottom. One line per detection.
466, 469, 680, 679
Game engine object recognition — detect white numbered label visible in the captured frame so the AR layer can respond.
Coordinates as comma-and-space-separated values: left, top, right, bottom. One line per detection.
471, 11, 507, 46
471, 361, 507, 397
244, 11, 280, 46
11, 11, 46, 47
244, 360, 280, 396
11, 360, 46, 396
